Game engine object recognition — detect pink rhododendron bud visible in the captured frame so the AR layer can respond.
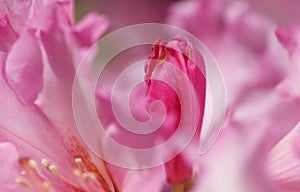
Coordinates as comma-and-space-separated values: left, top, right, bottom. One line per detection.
145, 36, 206, 185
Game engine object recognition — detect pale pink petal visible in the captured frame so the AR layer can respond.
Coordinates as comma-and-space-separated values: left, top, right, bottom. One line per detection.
34, 2, 76, 133
196, 122, 279, 192
0, 14, 17, 52
123, 167, 165, 192
5, 29, 43, 104
0, 142, 22, 191
270, 123, 300, 192
74, 12, 109, 47
0, 0, 46, 31
29, 1, 72, 31
0, 74, 74, 173
276, 26, 300, 104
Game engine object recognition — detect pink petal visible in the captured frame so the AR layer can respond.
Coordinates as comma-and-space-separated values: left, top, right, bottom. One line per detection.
34, 2, 76, 133
276, 27, 299, 55
167, 0, 286, 107
145, 37, 206, 184
0, 142, 21, 191
270, 123, 300, 191
0, 0, 48, 31
276, 26, 300, 103
29, 1, 72, 32
0, 14, 17, 52
5, 29, 43, 104
74, 12, 109, 47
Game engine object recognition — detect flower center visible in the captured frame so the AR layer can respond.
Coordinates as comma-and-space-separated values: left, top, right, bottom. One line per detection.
16, 157, 115, 192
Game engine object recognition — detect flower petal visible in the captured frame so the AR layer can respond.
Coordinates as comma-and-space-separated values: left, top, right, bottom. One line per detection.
74, 12, 109, 47
0, 14, 17, 52
5, 29, 43, 104
270, 123, 300, 191
276, 26, 300, 104
0, 142, 21, 191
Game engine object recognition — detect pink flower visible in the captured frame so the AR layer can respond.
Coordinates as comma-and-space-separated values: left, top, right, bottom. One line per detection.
167, 0, 287, 107
0, 1, 130, 191
95, 35, 206, 190
167, 0, 300, 191
144, 37, 206, 186
267, 25, 300, 191
2, 0, 300, 191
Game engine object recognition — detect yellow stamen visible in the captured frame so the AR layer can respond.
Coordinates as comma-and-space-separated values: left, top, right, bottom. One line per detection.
48, 165, 60, 177
28, 159, 42, 175
41, 159, 50, 168
42, 181, 51, 189
73, 169, 82, 176
82, 172, 97, 180
16, 178, 31, 190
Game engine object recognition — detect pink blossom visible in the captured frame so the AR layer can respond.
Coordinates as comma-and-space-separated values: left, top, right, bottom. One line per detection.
167, 0, 300, 191
167, 0, 287, 107
1, 0, 300, 191
145, 37, 206, 186
95, 35, 206, 190
0, 1, 127, 191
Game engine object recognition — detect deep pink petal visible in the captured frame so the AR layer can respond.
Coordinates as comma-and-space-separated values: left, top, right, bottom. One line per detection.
145, 37, 206, 184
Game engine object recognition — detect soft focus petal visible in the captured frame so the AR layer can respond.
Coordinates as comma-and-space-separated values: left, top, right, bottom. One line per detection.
196, 122, 279, 192
5, 29, 43, 104
74, 12, 109, 47
249, 0, 300, 26
0, 14, 17, 52
0, 142, 22, 191
34, 2, 77, 134
270, 123, 300, 191
123, 167, 165, 192
167, 0, 287, 107
276, 26, 300, 104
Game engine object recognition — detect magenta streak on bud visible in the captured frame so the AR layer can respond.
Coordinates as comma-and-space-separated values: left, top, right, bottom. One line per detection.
145, 36, 206, 185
